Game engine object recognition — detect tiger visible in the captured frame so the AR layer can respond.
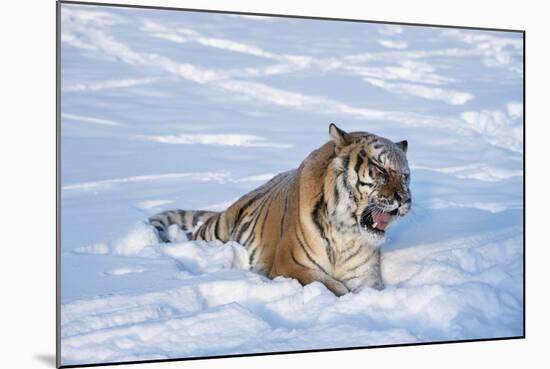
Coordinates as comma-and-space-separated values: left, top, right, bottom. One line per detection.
149, 123, 411, 296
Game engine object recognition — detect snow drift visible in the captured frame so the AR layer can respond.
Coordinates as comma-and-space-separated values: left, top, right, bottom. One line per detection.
60, 223, 523, 364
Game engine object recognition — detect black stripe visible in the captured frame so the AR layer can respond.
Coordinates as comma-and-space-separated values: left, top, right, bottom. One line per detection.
233, 185, 274, 228
346, 260, 367, 273
289, 249, 315, 271
192, 211, 202, 227
368, 165, 376, 178
167, 211, 178, 224
235, 219, 253, 242
240, 188, 278, 257
259, 185, 279, 241
345, 247, 377, 272
201, 222, 208, 239
214, 215, 221, 240
354, 153, 364, 175
342, 171, 354, 196
311, 194, 334, 265
341, 155, 350, 170
204, 216, 217, 239
243, 215, 261, 245
333, 180, 340, 208
258, 205, 271, 240
311, 194, 325, 228
198, 220, 208, 239
354, 154, 364, 193
234, 196, 256, 229
326, 245, 336, 266
358, 180, 373, 188
279, 193, 289, 238
160, 213, 171, 226
224, 213, 231, 238
245, 177, 285, 244
342, 243, 363, 264
296, 225, 346, 286
341, 243, 359, 254
341, 274, 361, 282
296, 226, 328, 274
296, 227, 347, 288
366, 136, 378, 145
177, 209, 187, 219
376, 149, 388, 162
151, 223, 164, 233
243, 191, 274, 246
249, 247, 258, 265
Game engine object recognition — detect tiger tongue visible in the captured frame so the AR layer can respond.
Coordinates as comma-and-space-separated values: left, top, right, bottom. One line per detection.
372, 212, 392, 230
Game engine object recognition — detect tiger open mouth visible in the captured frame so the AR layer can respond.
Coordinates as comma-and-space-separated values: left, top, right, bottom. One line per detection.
360, 209, 398, 234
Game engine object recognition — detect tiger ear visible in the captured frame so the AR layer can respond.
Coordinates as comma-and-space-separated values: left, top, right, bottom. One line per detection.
395, 140, 408, 154
329, 123, 351, 147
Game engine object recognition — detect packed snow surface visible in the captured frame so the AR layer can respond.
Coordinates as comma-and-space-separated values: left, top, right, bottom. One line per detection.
60, 4, 523, 366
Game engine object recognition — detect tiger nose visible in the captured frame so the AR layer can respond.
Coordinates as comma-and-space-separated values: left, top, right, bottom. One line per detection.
395, 191, 410, 206
395, 192, 402, 202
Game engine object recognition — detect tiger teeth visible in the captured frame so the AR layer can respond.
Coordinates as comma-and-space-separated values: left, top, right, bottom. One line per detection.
373, 222, 378, 228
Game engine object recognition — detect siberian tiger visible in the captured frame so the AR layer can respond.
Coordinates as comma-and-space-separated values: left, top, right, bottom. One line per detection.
149, 124, 411, 296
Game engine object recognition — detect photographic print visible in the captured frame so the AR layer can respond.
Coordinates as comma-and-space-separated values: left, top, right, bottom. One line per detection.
58, 1, 524, 366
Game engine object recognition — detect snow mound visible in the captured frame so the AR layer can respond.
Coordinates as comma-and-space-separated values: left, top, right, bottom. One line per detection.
61, 225, 523, 365
161, 241, 250, 274
62, 303, 271, 363
112, 222, 160, 257
461, 107, 523, 153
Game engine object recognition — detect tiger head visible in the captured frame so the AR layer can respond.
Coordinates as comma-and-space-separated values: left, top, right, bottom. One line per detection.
328, 123, 411, 246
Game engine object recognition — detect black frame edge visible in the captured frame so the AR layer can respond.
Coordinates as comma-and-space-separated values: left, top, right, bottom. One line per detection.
58, 0, 525, 33
59, 336, 525, 368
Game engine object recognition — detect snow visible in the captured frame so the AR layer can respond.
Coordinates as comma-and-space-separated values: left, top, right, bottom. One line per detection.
362, 78, 474, 105
63, 171, 231, 192
112, 222, 159, 256
135, 199, 173, 210
139, 133, 294, 148
61, 112, 121, 126
104, 266, 146, 276
61, 227, 521, 363
377, 39, 409, 50
74, 243, 110, 255
60, 3, 523, 366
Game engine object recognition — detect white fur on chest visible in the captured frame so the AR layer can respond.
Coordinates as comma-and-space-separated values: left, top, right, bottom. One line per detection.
326, 175, 385, 291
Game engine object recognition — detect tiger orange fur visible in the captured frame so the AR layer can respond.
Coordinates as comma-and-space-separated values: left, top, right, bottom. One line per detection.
149, 124, 411, 296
